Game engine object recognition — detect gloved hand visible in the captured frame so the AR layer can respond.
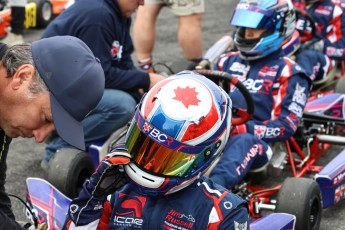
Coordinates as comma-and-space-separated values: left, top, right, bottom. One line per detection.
89, 147, 131, 197
230, 124, 247, 137
23, 223, 47, 230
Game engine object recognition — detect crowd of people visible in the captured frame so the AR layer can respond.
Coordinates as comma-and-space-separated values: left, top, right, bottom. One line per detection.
0, 0, 344, 229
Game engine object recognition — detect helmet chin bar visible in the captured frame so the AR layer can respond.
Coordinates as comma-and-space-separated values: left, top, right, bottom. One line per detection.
124, 162, 200, 195
125, 163, 166, 189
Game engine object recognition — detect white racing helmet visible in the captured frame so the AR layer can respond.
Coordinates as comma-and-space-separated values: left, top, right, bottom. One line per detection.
123, 71, 232, 196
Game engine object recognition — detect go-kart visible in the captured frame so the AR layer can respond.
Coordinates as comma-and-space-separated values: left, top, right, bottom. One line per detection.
23, 70, 297, 230
195, 69, 345, 230
0, 0, 68, 37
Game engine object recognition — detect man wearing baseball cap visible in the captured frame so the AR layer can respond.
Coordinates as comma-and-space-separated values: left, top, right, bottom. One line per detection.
0, 36, 105, 229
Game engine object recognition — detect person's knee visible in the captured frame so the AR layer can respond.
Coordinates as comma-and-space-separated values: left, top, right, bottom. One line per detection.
179, 14, 203, 30
107, 90, 136, 114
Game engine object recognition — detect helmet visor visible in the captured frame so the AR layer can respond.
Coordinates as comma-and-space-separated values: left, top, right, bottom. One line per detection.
231, 5, 274, 29
126, 122, 198, 177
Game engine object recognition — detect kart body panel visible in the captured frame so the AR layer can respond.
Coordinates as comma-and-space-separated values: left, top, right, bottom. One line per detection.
26, 177, 71, 229
305, 93, 345, 118
250, 213, 296, 230
316, 148, 345, 208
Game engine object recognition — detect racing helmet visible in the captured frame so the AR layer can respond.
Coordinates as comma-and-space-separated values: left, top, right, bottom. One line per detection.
232, 0, 296, 60
123, 71, 232, 196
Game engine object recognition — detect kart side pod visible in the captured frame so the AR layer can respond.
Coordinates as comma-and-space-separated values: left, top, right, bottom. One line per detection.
316, 148, 345, 208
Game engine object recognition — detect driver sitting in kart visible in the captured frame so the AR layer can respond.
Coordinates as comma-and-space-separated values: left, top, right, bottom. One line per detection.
293, 0, 345, 85
63, 71, 250, 229
208, 0, 311, 189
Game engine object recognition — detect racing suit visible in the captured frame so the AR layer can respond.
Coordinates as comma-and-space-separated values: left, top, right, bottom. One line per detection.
41, 0, 144, 163
64, 176, 249, 229
294, 0, 345, 83
210, 49, 310, 189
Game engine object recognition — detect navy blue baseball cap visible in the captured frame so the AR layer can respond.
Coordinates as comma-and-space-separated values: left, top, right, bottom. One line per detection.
32, 36, 105, 150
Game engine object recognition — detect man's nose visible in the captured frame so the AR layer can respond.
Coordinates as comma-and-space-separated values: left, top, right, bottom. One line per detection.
33, 124, 56, 143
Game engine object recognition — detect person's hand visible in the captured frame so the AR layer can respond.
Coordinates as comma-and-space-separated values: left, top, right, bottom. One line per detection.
149, 73, 166, 89
89, 148, 131, 197
24, 223, 47, 230
230, 124, 247, 137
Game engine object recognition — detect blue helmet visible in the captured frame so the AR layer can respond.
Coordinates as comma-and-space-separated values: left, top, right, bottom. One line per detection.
232, 0, 296, 60
123, 71, 232, 196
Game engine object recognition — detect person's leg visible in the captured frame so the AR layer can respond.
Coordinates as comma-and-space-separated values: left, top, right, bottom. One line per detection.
209, 134, 272, 189
177, 13, 203, 61
133, 3, 163, 71
43, 89, 136, 167
169, 0, 204, 62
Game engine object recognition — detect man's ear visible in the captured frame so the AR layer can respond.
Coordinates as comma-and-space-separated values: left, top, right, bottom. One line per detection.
11, 64, 36, 90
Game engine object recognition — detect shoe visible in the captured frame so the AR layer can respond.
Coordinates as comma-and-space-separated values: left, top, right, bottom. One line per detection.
138, 58, 155, 73
1, 32, 24, 45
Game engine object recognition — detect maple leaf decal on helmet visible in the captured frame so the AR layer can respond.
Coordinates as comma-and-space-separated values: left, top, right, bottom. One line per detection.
173, 86, 201, 108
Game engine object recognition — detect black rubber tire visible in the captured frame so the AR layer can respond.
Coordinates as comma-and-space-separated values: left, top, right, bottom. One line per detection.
275, 177, 322, 230
46, 148, 94, 198
335, 77, 345, 94
36, 0, 53, 28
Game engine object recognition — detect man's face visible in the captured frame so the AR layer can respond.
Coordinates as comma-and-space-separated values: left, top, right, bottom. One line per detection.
118, 0, 144, 17
0, 65, 55, 143
244, 28, 267, 39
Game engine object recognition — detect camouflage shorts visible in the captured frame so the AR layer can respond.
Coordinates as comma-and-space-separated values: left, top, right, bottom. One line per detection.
145, 0, 205, 15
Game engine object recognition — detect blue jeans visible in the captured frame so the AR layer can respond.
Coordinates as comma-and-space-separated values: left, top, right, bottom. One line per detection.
44, 89, 136, 163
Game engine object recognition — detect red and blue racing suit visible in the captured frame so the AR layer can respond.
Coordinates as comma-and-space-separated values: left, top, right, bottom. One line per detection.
64, 176, 249, 229
294, 0, 345, 83
209, 49, 310, 189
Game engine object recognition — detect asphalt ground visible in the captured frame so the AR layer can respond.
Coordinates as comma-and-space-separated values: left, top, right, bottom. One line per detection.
4, 1, 345, 229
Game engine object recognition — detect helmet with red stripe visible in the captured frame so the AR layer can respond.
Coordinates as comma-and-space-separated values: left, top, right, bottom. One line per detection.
123, 71, 232, 196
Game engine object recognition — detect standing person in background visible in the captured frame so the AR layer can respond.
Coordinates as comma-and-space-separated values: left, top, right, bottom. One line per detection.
133, 0, 204, 72
40, 0, 166, 169
1, 0, 26, 45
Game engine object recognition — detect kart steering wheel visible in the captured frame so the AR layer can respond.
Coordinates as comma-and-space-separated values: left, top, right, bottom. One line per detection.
294, 7, 317, 43
193, 69, 254, 126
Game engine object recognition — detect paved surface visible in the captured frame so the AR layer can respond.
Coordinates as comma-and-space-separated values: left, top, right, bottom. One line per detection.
4, 1, 345, 229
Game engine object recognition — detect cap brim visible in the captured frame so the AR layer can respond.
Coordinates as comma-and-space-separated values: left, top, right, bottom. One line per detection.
50, 93, 86, 150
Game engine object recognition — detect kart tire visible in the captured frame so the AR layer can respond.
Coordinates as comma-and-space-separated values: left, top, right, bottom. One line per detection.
275, 177, 322, 230
46, 148, 94, 199
36, 0, 53, 28
335, 77, 345, 94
